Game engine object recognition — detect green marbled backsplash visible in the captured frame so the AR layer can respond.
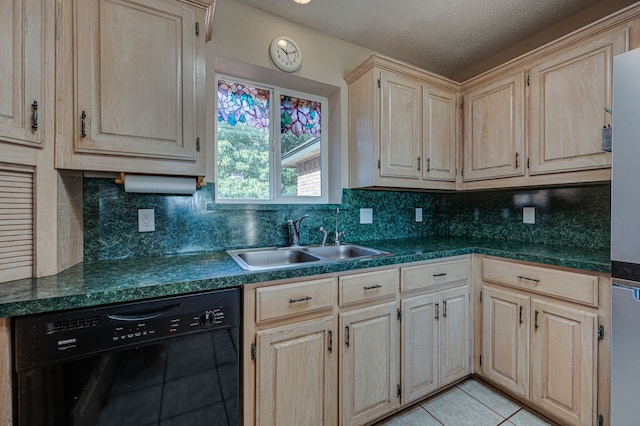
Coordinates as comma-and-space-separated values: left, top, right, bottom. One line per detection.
83, 179, 610, 261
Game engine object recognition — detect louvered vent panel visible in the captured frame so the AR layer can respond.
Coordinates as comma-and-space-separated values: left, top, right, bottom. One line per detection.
0, 168, 34, 283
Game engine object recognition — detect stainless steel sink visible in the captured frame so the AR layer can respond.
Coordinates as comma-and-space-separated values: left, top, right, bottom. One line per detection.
301, 244, 385, 260
227, 244, 391, 271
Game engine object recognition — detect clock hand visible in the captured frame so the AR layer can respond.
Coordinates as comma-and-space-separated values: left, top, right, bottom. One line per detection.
279, 46, 290, 57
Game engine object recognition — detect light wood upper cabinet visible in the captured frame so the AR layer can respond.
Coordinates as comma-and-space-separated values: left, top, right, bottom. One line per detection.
346, 55, 459, 191
380, 71, 422, 179
340, 301, 399, 426
423, 85, 457, 182
57, 0, 206, 175
530, 299, 597, 426
256, 316, 336, 426
528, 30, 625, 175
0, 0, 50, 147
462, 71, 526, 181
481, 285, 530, 398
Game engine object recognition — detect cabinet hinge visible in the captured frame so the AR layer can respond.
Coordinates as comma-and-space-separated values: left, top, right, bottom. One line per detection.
527, 74, 530, 86
527, 157, 529, 169
397, 308, 402, 321
397, 384, 402, 398
461, 168, 464, 177
195, 22, 200, 36
460, 101, 464, 110
479, 290, 482, 303
597, 414, 603, 426
598, 324, 605, 341
377, 159, 381, 169
196, 137, 201, 152
251, 342, 257, 360
378, 78, 381, 88
479, 355, 482, 366
469, 356, 471, 366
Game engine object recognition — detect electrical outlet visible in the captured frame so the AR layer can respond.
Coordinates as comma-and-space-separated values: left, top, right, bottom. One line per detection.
138, 209, 155, 232
523, 207, 535, 224
360, 208, 373, 224
415, 207, 423, 223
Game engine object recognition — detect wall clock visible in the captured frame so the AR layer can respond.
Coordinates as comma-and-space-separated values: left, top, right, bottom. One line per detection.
269, 36, 302, 72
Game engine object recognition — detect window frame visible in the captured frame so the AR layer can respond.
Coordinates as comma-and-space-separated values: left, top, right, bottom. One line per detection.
214, 74, 329, 204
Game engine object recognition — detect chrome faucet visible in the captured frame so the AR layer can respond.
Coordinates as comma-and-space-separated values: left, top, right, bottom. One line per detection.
288, 214, 309, 246
334, 208, 345, 245
319, 227, 328, 246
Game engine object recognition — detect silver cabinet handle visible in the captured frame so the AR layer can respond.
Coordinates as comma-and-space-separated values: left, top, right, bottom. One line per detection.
345, 325, 350, 347
433, 273, 447, 277
328, 330, 333, 353
534, 310, 539, 330
417, 157, 421, 171
443, 300, 447, 318
519, 306, 523, 324
435, 302, 439, 320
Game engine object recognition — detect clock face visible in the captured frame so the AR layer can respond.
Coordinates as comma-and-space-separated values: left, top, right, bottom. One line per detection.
270, 36, 302, 72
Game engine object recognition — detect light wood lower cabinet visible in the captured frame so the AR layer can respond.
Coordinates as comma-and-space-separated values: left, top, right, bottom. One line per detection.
530, 299, 597, 426
481, 285, 530, 398
478, 257, 602, 425
340, 301, 399, 426
256, 316, 336, 426
401, 285, 470, 406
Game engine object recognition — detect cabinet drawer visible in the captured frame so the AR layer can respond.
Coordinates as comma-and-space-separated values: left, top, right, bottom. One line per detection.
481, 258, 598, 307
339, 269, 398, 306
401, 259, 469, 292
256, 278, 336, 323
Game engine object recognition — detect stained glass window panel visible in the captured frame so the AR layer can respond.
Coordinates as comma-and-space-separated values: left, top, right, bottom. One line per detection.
280, 95, 322, 197
216, 79, 271, 200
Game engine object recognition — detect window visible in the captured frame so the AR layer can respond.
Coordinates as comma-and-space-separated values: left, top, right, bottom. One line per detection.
215, 76, 328, 203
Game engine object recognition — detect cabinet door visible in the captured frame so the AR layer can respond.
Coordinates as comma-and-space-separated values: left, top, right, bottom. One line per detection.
380, 71, 421, 179
256, 316, 336, 426
422, 85, 457, 181
528, 31, 625, 175
340, 301, 399, 426
401, 293, 439, 405
481, 286, 530, 398
439, 286, 470, 386
530, 299, 597, 426
0, 0, 47, 147
463, 71, 526, 181
73, 0, 201, 168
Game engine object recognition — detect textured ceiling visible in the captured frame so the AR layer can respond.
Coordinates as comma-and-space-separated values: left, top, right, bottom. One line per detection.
236, 0, 604, 78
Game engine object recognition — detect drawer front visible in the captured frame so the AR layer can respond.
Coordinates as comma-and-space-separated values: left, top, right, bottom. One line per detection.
481, 258, 598, 307
339, 269, 398, 306
256, 278, 336, 323
401, 259, 469, 292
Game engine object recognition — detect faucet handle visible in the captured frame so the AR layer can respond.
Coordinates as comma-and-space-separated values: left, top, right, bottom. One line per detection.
335, 231, 345, 245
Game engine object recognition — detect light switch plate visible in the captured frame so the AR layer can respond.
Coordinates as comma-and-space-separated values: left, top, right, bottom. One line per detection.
138, 209, 155, 232
415, 207, 423, 223
360, 208, 373, 224
523, 207, 535, 224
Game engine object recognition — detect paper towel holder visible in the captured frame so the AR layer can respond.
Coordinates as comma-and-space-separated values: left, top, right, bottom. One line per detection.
114, 173, 207, 194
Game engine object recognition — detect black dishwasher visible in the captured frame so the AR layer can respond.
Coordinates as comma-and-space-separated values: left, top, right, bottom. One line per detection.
13, 288, 240, 426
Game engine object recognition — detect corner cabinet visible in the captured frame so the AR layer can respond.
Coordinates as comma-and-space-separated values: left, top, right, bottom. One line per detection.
346, 55, 459, 191
462, 71, 526, 181
56, 0, 207, 176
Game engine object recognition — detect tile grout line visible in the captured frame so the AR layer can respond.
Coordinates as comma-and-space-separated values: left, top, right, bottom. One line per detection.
415, 403, 445, 425
455, 382, 520, 422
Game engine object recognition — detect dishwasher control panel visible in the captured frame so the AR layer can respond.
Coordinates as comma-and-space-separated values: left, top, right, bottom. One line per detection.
14, 288, 239, 370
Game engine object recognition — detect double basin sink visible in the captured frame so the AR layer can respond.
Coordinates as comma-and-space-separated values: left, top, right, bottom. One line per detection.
227, 244, 391, 271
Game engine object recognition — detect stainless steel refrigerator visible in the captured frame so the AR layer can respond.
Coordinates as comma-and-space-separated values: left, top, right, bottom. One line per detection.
611, 46, 640, 426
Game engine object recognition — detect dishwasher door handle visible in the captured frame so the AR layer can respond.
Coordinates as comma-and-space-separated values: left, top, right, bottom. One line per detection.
107, 304, 180, 322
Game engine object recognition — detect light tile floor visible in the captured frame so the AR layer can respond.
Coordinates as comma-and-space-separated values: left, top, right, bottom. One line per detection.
376, 379, 555, 426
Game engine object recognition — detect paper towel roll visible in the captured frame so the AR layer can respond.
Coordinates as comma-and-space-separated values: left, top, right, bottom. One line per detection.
124, 174, 197, 195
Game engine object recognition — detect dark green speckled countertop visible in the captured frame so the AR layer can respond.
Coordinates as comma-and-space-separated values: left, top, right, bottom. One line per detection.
0, 238, 610, 318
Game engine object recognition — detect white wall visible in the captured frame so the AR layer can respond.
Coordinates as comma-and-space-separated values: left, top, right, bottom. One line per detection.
206, 0, 374, 198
